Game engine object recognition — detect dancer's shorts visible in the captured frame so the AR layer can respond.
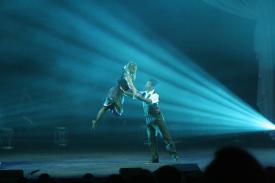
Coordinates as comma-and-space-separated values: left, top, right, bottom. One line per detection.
103, 86, 124, 116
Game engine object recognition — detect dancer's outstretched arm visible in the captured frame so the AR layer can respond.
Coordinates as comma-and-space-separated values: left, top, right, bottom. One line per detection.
124, 74, 137, 97
122, 89, 152, 104
135, 93, 152, 103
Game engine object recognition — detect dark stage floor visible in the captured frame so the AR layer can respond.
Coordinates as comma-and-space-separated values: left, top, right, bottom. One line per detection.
1, 148, 275, 178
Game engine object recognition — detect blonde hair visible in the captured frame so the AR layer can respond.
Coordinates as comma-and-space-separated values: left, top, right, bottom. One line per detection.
124, 61, 137, 80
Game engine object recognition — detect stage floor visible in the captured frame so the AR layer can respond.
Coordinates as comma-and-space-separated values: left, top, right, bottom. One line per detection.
1, 148, 275, 178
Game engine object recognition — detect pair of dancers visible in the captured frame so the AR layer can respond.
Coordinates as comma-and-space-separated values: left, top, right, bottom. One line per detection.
92, 62, 179, 163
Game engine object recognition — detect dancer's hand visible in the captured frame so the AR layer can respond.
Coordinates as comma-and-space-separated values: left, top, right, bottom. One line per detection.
135, 92, 142, 97
132, 89, 137, 99
133, 93, 140, 99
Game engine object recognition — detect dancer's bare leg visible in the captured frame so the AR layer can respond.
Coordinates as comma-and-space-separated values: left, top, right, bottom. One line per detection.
92, 106, 108, 128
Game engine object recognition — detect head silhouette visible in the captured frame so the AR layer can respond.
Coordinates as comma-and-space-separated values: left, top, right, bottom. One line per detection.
204, 146, 266, 183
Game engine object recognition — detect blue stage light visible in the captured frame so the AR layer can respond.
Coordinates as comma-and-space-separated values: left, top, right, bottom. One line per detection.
0, 0, 274, 137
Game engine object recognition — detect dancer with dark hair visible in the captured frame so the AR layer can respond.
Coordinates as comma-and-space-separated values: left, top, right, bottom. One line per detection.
125, 79, 179, 163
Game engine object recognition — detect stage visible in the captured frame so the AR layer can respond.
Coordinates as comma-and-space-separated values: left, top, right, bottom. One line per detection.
1, 148, 275, 178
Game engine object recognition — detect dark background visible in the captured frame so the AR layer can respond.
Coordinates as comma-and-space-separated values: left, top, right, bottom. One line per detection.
0, 0, 262, 151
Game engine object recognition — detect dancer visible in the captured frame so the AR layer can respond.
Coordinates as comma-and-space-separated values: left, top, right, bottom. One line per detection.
125, 79, 179, 163
92, 62, 138, 128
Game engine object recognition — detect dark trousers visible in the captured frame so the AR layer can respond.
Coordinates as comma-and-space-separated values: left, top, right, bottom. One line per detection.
146, 114, 177, 159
